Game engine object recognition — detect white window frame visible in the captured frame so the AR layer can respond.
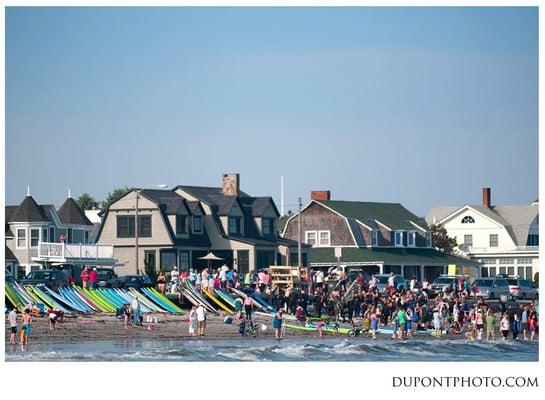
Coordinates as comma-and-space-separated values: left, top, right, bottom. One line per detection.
16, 228, 27, 249
464, 234, 473, 246
305, 230, 317, 246
407, 231, 416, 247
193, 215, 203, 234
489, 234, 499, 248
42, 227, 48, 242
394, 231, 404, 247
318, 230, 331, 247
426, 231, 432, 248
262, 218, 272, 235
30, 228, 40, 248
372, 230, 379, 246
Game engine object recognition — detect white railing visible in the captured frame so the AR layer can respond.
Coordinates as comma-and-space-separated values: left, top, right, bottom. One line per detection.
38, 242, 114, 260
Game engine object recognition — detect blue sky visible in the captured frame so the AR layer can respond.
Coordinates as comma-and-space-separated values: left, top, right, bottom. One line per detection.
5, 7, 538, 215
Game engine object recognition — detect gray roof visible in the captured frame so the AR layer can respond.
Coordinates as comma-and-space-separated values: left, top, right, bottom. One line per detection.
140, 189, 189, 215
426, 203, 539, 246
57, 198, 93, 226
8, 196, 50, 223
5, 246, 17, 261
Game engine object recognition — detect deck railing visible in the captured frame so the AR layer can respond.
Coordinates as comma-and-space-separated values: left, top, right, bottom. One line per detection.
38, 242, 114, 260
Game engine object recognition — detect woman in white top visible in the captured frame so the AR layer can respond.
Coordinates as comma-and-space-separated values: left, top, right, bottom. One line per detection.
500, 313, 510, 341
188, 305, 197, 337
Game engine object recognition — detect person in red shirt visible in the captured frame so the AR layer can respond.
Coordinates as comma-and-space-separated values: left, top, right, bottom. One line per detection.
81, 266, 90, 289
89, 267, 98, 289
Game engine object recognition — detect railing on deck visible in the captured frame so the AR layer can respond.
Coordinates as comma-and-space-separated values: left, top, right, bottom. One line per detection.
38, 242, 114, 260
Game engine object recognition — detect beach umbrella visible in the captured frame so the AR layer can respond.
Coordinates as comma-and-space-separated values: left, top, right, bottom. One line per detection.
198, 252, 224, 270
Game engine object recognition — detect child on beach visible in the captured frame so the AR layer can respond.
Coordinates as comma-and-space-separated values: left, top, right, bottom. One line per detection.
20, 309, 32, 349
188, 305, 197, 337
500, 313, 510, 341
370, 310, 379, 339
273, 309, 283, 340
485, 309, 495, 340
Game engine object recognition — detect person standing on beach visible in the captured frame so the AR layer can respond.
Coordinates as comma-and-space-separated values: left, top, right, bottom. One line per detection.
131, 297, 141, 326
157, 271, 166, 293
521, 305, 529, 340
196, 304, 207, 336
485, 309, 496, 340
273, 309, 283, 340
20, 309, 32, 349
244, 296, 254, 320
500, 313, 510, 341
188, 305, 197, 337
528, 312, 537, 341
8, 307, 18, 344
123, 304, 131, 329
81, 266, 90, 289
200, 268, 209, 293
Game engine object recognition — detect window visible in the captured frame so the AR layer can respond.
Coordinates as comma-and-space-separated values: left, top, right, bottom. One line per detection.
526, 267, 533, 281
144, 250, 156, 269
176, 215, 187, 235
138, 215, 152, 237
507, 267, 515, 276
464, 235, 473, 246
179, 251, 189, 270
318, 231, 331, 246
49, 227, 55, 243
372, 230, 379, 246
43, 228, 48, 242
305, 231, 317, 246
517, 267, 525, 278
117, 215, 135, 238
394, 231, 404, 247
84, 230, 89, 243
228, 217, 241, 234
499, 267, 506, 275
193, 216, 202, 233
407, 231, 416, 247
30, 228, 40, 248
16, 228, 26, 249
426, 231, 432, 247
262, 218, 273, 235
489, 267, 497, 277
527, 234, 539, 246
517, 258, 532, 265
67, 228, 73, 243
489, 234, 498, 247
499, 258, 514, 264
461, 216, 475, 224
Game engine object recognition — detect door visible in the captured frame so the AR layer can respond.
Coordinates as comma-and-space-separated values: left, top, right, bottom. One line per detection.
237, 250, 249, 274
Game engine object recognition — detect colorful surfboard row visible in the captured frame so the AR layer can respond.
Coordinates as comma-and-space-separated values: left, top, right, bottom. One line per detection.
5, 282, 184, 315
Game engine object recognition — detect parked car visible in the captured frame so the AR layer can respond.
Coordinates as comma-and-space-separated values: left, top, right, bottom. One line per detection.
506, 278, 538, 300
96, 268, 118, 288
20, 269, 69, 290
470, 277, 511, 300
374, 274, 407, 294
110, 275, 153, 289
429, 275, 461, 296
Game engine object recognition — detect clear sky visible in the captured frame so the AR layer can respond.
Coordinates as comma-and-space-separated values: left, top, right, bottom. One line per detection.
5, 7, 538, 216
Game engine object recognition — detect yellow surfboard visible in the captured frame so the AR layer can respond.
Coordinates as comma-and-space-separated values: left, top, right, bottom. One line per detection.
202, 289, 234, 314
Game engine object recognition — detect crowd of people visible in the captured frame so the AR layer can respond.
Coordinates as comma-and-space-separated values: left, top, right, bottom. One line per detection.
162, 265, 539, 341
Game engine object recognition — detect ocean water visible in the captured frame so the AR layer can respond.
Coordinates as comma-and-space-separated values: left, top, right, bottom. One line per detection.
5, 338, 538, 362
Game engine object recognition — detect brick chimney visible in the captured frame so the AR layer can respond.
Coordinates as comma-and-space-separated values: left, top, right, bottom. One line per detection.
482, 187, 491, 208
311, 190, 331, 201
222, 173, 240, 196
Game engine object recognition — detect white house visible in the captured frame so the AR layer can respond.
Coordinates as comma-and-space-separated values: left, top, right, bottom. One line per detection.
426, 188, 539, 281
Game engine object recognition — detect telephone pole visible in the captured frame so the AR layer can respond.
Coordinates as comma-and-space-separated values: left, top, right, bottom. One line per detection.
297, 197, 302, 267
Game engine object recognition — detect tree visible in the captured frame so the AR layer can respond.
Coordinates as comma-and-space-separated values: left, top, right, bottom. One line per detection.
430, 224, 458, 253
75, 193, 97, 210
101, 186, 131, 211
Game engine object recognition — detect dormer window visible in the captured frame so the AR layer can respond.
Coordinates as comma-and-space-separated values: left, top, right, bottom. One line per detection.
262, 218, 273, 236
176, 215, 188, 235
193, 216, 202, 233
407, 231, 416, 247
228, 216, 242, 234
372, 230, 379, 246
461, 216, 475, 224
394, 231, 404, 247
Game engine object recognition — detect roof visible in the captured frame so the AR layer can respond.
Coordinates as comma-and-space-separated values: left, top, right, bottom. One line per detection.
176, 186, 250, 203
8, 196, 50, 223
318, 200, 427, 231
310, 247, 479, 267
5, 246, 17, 261
57, 197, 93, 225
140, 189, 189, 215
426, 204, 539, 246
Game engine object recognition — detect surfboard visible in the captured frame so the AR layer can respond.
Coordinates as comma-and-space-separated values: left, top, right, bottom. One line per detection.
202, 289, 234, 314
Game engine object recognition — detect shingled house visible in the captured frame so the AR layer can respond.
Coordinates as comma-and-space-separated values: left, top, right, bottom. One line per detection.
95, 174, 308, 275
282, 191, 478, 282
5, 192, 96, 278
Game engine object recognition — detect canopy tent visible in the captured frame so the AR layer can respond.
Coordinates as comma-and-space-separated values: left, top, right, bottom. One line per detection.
198, 252, 225, 270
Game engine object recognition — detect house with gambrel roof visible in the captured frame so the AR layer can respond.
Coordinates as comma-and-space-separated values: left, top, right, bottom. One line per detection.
282, 191, 478, 282
96, 174, 308, 275
426, 187, 539, 282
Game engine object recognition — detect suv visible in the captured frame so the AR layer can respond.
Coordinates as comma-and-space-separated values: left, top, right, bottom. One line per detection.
429, 276, 461, 296
506, 278, 538, 300
110, 275, 153, 289
96, 268, 118, 288
20, 269, 69, 290
471, 278, 511, 300
374, 274, 407, 294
